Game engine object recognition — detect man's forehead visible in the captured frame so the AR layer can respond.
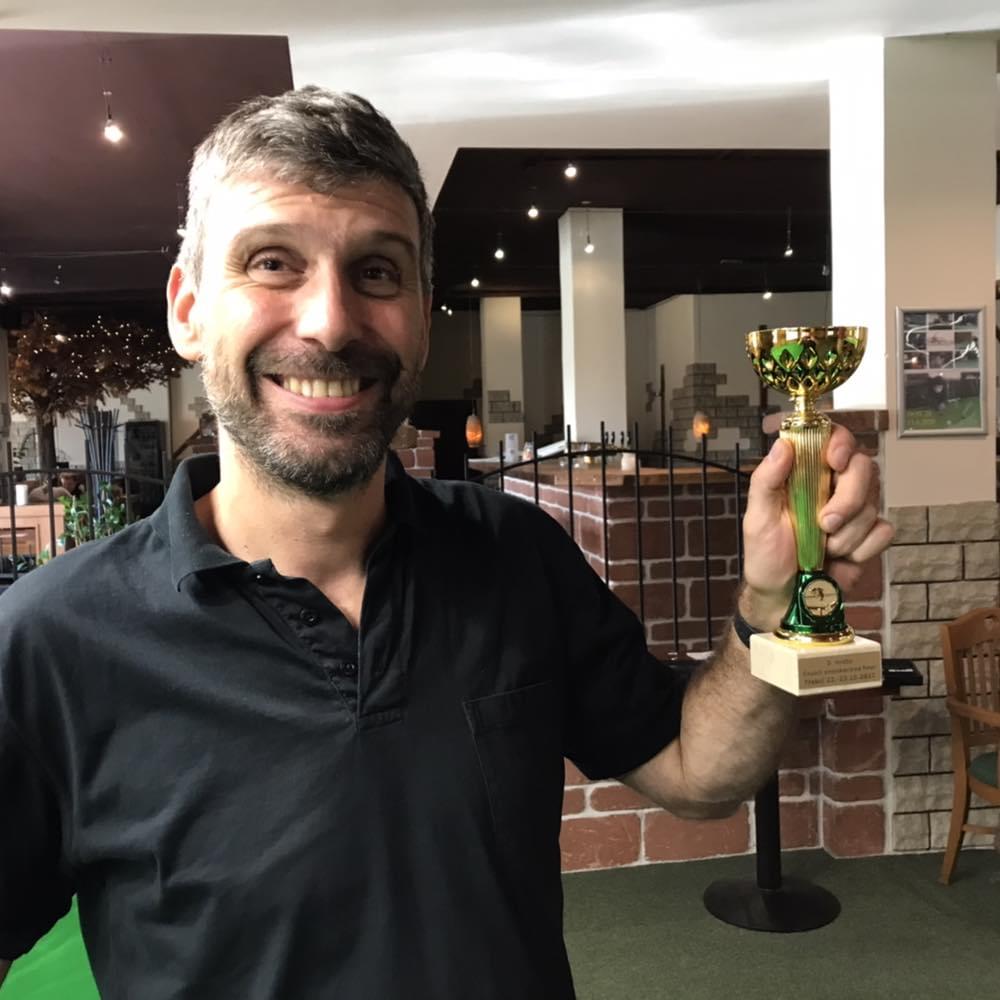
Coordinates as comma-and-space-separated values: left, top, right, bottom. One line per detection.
208, 174, 418, 238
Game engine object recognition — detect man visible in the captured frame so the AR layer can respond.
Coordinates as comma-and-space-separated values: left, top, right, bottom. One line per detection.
0, 88, 893, 998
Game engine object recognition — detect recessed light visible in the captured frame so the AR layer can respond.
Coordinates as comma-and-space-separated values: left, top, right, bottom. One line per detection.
564, 163, 578, 179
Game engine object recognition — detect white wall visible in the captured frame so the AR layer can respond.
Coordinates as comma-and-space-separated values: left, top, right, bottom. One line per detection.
480, 297, 524, 455
169, 364, 208, 458
695, 291, 832, 406
652, 295, 696, 420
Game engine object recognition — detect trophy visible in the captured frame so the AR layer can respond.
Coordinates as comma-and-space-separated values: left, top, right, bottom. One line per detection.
744, 327, 881, 695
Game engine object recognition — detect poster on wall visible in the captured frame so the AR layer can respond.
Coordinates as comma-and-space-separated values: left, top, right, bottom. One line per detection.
897, 308, 986, 436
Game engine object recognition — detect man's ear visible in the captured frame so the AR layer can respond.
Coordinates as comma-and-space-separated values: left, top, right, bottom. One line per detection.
167, 264, 203, 363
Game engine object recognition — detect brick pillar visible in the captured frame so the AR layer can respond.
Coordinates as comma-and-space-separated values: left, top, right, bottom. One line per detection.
391, 429, 439, 478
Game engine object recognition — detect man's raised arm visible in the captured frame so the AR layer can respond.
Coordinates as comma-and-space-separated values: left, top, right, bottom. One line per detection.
622, 425, 894, 816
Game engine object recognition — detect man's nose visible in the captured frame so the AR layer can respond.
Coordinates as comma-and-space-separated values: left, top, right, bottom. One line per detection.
293, 269, 360, 352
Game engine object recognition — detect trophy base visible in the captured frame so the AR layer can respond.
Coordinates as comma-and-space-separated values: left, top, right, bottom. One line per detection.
749, 632, 881, 696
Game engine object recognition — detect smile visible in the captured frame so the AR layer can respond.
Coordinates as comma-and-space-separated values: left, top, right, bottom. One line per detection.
265, 375, 373, 399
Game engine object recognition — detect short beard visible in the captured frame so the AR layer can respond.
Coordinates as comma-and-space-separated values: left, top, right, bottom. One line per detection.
202, 342, 421, 500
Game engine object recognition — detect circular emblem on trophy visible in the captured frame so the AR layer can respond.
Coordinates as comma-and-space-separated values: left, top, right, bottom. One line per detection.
803, 579, 839, 618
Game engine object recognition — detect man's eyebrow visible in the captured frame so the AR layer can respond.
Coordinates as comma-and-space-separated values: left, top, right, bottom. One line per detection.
366, 230, 418, 264
227, 223, 303, 252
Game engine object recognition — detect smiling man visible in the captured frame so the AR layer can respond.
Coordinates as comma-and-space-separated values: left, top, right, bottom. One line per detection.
0, 88, 893, 998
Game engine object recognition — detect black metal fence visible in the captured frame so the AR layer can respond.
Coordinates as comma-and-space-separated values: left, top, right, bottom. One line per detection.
465, 418, 762, 657
1, 441, 170, 585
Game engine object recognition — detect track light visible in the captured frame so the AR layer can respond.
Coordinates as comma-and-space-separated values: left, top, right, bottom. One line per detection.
470, 277, 480, 288
0, 282, 11, 298
584, 207, 594, 254
564, 163, 578, 179
762, 289, 773, 301
783, 207, 794, 257
527, 205, 539, 219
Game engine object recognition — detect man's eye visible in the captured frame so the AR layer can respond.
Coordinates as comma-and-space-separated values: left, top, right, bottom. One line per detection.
356, 260, 402, 294
249, 254, 288, 273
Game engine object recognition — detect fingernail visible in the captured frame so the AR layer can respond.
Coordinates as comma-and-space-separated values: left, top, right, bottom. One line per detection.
823, 513, 843, 532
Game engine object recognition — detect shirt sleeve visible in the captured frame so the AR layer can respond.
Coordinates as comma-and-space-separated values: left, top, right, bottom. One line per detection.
535, 509, 688, 781
0, 708, 74, 960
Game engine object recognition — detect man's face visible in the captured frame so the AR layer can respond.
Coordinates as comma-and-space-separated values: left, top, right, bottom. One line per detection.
170, 176, 430, 498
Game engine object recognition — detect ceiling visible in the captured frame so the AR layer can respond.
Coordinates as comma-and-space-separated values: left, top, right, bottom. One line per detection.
0, 30, 293, 307
433, 148, 834, 311
1, 4, 998, 315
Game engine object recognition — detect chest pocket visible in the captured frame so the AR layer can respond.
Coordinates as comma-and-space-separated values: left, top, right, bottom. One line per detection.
463, 682, 564, 881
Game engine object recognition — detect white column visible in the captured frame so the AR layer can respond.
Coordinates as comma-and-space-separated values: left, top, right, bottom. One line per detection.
830, 36, 997, 506
479, 296, 524, 458
559, 207, 628, 442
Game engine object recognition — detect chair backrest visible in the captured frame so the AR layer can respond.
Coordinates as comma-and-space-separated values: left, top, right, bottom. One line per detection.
940, 607, 1000, 749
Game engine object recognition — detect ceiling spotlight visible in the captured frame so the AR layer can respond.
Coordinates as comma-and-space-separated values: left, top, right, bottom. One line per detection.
447, 308, 454, 316
564, 163, 578, 179
103, 118, 124, 143
0, 282, 11, 298
470, 277, 480, 288
783, 207, 794, 258
762, 289, 773, 301
584, 241, 595, 255
53, 264, 63, 287
527, 205, 539, 219
440, 304, 448, 312
176, 226, 187, 238
494, 246, 505, 261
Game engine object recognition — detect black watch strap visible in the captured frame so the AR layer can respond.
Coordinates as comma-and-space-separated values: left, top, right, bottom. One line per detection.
733, 608, 764, 648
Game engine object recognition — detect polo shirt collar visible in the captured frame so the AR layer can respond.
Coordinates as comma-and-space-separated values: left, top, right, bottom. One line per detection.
155, 450, 423, 591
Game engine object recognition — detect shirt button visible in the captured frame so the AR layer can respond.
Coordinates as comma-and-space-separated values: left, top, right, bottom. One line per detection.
343, 662, 358, 677
299, 609, 320, 626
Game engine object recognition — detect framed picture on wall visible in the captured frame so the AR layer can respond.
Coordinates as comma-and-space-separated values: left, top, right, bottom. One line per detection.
897, 307, 986, 436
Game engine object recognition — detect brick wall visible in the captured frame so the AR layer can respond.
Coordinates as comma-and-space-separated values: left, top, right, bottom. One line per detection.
392, 429, 439, 478
505, 410, 897, 870
887, 500, 1000, 852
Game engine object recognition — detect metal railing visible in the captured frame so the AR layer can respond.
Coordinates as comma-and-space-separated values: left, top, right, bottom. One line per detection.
465, 419, 760, 656
1, 441, 170, 585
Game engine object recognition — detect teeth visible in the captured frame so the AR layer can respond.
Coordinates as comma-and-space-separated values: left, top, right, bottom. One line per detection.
277, 376, 362, 399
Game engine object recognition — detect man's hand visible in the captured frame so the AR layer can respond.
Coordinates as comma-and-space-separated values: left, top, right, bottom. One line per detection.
740, 424, 895, 629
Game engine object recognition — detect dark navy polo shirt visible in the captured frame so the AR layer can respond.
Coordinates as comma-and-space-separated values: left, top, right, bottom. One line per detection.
0, 453, 684, 998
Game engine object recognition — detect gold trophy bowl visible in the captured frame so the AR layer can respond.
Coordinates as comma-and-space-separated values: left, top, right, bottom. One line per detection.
744, 326, 881, 695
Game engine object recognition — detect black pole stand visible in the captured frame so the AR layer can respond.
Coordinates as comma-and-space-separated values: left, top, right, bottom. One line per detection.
701, 662, 922, 933
703, 773, 841, 933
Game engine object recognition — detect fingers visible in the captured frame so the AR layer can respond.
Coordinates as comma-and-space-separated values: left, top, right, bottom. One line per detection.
831, 516, 896, 565
743, 439, 793, 529
819, 449, 872, 533
825, 424, 857, 474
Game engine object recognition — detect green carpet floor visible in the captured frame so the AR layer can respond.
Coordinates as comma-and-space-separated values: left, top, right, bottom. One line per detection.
564, 849, 1000, 1000
5, 851, 997, 998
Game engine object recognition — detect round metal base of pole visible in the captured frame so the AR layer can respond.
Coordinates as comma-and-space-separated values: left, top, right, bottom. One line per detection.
703, 876, 841, 933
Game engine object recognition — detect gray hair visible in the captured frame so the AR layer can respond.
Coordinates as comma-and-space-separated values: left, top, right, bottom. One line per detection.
177, 86, 433, 292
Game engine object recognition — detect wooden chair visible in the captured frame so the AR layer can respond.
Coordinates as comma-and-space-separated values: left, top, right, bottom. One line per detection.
939, 607, 1000, 885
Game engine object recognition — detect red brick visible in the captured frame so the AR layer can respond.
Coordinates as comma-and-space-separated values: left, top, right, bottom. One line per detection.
647, 497, 727, 519
408, 469, 432, 479
564, 759, 588, 786
686, 518, 740, 558
821, 772, 884, 803
396, 449, 416, 469
820, 717, 885, 773
779, 771, 807, 797
562, 788, 586, 816
688, 577, 739, 620
560, 815, 642, 871
809, 771, 821, 794
611, 582, 681, 621
602, 520, 673, 562
779, 719, 820, 770
849, 557, 883, 601
822, 801, 885, 857
414, 447, 435, 468
590, 783, 656, 812
825, 692, 885, 717
586, 555, 640, 583
845, 605, 883, 632
780, 799, 819, 849
644, 804, 750, 861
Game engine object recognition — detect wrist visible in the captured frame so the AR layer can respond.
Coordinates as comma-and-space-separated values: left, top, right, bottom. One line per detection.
737, 583, 790, 633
